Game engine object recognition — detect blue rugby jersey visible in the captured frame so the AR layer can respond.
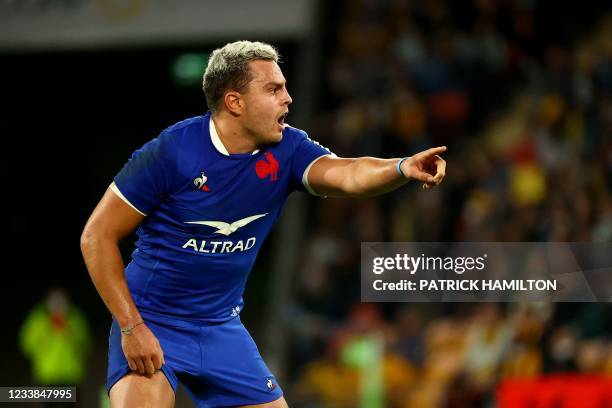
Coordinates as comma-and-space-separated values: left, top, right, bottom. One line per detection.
111, 112, 332, 323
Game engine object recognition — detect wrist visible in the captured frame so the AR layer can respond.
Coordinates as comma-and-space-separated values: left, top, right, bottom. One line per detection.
120, 320, 145, 336
396, 157, 410, 178
116, 312, 143, 329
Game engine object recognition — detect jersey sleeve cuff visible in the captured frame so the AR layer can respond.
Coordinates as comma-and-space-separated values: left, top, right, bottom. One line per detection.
110, 182, 147, 216
302, 153, 335, 197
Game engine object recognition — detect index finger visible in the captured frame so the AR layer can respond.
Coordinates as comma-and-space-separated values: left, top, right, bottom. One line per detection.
417, 146, 447, 159
127, 358, 137, 371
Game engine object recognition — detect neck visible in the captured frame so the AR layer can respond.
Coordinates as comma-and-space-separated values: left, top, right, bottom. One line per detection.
211, 111, 257, 154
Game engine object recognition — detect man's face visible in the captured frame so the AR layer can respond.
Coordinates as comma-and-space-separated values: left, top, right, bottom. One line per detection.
240, 60, 292, 145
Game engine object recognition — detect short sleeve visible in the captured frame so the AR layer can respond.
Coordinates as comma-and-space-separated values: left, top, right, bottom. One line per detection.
112, 131, 178, 216
289, 128, 334, 196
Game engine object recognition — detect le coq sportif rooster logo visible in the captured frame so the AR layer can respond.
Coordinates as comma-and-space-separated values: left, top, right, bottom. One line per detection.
193, 172, 210, 191
256, 152, 279, 181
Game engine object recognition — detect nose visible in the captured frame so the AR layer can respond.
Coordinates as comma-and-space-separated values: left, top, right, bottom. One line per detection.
284, 88, 292, 106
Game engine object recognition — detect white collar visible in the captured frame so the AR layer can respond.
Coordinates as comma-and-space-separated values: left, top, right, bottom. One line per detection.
209, 117, 259, 156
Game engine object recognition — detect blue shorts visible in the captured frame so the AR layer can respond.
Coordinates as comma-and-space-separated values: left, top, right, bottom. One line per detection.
107, 313, 283, 407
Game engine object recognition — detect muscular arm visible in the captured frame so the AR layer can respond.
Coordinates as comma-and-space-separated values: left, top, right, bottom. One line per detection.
308, 146, 447, 198
80, 186, 164, 375
80, 186, 144, 328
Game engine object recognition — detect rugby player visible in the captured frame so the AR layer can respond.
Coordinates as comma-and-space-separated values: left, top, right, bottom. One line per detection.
80, 40, 446, 408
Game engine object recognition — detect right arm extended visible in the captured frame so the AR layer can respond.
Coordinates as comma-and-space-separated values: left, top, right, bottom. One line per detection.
80, 186, 164, 376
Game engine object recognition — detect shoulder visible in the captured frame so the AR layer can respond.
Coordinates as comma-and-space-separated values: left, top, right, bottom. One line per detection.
281, 124, 317, 150
282, 124, 308, 141
164, 115, 205, 134
24, 304, 47, 321
138, 115, 206, 160
160, 115, 206, 144
281, 124, 333, 154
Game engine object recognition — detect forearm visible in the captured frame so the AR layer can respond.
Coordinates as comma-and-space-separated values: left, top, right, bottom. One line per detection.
341, 157, 408, 197
80, 235, 142, 327
309, 146, 446, 197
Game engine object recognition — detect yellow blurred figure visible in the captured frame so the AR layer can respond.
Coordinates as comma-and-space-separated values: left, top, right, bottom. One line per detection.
19, 287, 92, 385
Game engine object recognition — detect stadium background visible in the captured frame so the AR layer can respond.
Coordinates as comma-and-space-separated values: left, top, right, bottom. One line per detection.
2, 0, 611, 406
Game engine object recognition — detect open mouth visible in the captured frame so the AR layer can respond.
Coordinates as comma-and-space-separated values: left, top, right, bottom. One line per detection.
277, 112, 288, 126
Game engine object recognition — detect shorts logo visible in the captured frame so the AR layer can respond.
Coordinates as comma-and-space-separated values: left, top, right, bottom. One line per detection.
230, 306, 241, 317
265, 377, 277, 392
256, 152, 279, 182
193, 172, 210, 192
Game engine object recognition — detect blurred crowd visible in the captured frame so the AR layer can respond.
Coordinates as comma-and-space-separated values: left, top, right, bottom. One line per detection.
289, 302, 612, 407
286, 0, 612, 406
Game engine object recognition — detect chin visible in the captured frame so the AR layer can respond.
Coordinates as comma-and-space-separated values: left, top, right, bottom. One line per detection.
270, 130, 283, 143
258, 133, 282, 146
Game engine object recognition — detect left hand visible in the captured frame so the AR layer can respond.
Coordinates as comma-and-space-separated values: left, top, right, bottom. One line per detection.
400, 146, 447, 189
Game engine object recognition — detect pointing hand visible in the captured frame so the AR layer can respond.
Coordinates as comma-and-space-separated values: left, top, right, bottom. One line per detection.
400, 146, 447, 189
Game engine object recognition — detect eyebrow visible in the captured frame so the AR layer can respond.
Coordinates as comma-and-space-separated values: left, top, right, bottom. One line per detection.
262, 80, 286, 88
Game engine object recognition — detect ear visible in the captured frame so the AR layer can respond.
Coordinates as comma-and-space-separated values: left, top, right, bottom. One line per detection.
224, 91, 243, 116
